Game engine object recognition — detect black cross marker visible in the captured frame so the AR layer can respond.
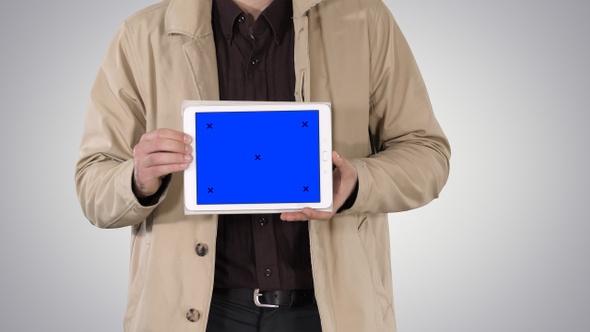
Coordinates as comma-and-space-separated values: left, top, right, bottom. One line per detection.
302, 121, 309, 128
303, 186, 309, 192
207, 188, 214, 194
254, 154, 261, 161
206, 123, 213, 129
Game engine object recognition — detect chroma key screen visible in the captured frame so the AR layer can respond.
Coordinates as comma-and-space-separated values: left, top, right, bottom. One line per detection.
194, 110, 321, 204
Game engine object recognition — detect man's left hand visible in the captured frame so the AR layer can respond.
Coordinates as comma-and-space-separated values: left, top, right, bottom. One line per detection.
280, 151, 358, 222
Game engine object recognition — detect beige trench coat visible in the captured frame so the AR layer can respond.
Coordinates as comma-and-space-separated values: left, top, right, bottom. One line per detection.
76, 0, 450, 331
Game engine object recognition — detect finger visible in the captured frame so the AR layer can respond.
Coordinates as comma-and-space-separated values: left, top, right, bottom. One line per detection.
138, 152, 192, 169
149, 163, 190, 176
332, 151, 343, 168
332, 152, 358, 185
280, 208, 333, 222
136, 137, 192, 156
300, 208, 333, 221
140, 128, 192, 144
280, 210, 312, 221
332, 151, 356, 175
279, 212, 308, 222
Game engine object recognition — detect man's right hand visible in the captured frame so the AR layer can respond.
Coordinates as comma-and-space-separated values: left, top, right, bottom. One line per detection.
132, 128, 193, 198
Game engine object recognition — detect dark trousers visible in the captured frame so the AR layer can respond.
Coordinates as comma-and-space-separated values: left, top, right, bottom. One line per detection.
206, 289, 322, 332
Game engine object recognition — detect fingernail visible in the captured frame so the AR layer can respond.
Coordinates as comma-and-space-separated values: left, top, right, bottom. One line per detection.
184, 154, 192, 161
184, 135, 192, 143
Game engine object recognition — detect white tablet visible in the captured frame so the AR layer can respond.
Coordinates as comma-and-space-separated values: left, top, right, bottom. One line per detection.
182, 101, 333, 214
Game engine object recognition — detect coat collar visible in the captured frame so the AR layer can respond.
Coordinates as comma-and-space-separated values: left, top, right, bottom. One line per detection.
165, 0, 213, 39
165, 0, 325, 38
292, 0, 324, 18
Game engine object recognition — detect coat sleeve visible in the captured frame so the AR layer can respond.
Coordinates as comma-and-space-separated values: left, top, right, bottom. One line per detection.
346, 3, 451, 214
75, 24, 169, 229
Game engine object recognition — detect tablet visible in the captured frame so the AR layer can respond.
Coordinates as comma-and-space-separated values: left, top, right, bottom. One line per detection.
182, 101, 333, 214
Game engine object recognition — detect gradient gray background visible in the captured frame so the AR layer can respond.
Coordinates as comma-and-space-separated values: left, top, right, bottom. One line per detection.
1, 0, 588, 331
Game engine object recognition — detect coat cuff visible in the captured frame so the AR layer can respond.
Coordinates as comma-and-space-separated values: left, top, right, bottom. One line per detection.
133, 174, 172, 206
108, 160, 171, 228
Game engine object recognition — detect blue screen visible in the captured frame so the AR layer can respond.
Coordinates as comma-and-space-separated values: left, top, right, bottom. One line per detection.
195, 110, 320, 204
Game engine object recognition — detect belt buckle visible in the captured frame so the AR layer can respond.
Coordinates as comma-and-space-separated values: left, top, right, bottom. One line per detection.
253, 288, 280, 308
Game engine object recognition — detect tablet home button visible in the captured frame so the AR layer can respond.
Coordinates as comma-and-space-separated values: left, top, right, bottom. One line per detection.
322, 151, 329, 161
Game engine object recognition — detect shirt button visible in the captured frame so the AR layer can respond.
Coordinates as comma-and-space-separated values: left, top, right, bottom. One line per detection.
186, 308, 201, 322
195, 243, 208, 257
251, 58, 259, 65
264, 268, 273, 277
258, 217, 267, 226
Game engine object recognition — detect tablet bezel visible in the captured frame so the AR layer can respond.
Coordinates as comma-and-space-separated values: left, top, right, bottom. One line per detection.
182, 101, 333, 214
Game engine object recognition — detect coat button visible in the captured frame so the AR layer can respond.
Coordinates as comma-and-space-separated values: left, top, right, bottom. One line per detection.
186, 308, 200, 322
258, 217, 267, 226
195, 243, 209, 257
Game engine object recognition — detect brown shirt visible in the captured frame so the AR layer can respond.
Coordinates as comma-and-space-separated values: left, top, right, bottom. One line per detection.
211, 0, 314, 291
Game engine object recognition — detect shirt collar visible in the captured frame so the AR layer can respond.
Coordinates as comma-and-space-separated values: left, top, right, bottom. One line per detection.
214, 0, 293, 44
214, 0, 244, 43
260, 0, 293, 44
165, 0, 322, 40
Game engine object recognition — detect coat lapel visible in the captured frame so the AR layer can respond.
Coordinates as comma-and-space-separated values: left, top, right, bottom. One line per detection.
183, 37, 220, 100
166, 0, 219, 100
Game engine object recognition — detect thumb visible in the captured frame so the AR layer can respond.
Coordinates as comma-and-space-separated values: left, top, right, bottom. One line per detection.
332, 151, 343, 168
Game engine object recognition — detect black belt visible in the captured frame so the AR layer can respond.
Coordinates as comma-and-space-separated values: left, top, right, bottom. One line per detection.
213, 288, 316, 308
